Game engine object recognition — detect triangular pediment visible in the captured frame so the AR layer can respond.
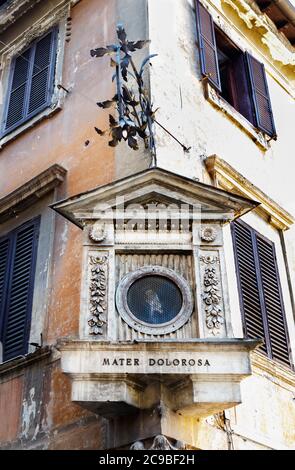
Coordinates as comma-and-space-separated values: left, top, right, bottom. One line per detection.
51, 168, 259, 228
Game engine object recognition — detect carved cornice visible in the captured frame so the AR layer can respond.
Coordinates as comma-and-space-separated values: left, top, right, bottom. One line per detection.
0, 164, 67, 224
221, 0, 295, 67
0, 0, 80, 35
0, 0, 41, 34
205, 155, 294, 231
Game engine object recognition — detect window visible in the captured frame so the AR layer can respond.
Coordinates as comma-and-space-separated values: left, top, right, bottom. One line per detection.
195, 0, 277, 139
1, 28, 57, 137
116, 266, 194, 335
232, 220, 291, 368
0, 218, 40, 362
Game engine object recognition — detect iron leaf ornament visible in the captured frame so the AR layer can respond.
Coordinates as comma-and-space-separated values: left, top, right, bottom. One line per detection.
91, 24, 158, 158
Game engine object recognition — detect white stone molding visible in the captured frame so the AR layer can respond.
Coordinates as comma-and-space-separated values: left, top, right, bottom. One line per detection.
58, 339, 260, 422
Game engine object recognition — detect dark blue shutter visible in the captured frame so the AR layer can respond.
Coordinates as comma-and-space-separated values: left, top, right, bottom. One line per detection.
28, 30, 56, 116
232, 221, 268, 355
4, 49, 32, 131
195, 0, 221, 91
0, 237, 11, 351
245, 52, 276, 138
1, 219, 39, 362
256, 235, 290, 366
232, 220, 291, 368
3, 29, 57, 136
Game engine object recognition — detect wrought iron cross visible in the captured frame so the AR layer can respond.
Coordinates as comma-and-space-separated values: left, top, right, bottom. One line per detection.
90, 24, 158, 164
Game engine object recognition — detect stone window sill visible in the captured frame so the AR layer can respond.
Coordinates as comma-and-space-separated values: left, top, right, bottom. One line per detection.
204, 81, 270, 151
0, 346, 53, 379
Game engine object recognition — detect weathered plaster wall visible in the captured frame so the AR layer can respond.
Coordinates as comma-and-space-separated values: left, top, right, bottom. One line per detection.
147, 0, 295, 450
0, 0, 294, 450
0, 0, 149, 449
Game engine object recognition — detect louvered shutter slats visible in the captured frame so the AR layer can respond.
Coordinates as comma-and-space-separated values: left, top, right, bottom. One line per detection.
232, 221, 290, 367
195, 0, 221, 91
1, 220, 39, 361
246, 53, 276, 138
3, 30, 56, 135
232, 222, 268, 354
256, 237, 290, 366
0, 239, 10, 337
5, 50, 31, 130
28, 32, 55, 115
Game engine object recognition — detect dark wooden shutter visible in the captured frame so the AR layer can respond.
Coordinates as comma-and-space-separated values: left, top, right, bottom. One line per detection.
232, 220, 291, 367
1, 219, 39, 361
232, 221, 268, 355
195, 0, 221, 91
256, 235, 290, 366
245, 52, 276, 138
3, 29, 57, 135
27, 30, 56, 116
0, 237, 11, 346
5, 49, 31, 131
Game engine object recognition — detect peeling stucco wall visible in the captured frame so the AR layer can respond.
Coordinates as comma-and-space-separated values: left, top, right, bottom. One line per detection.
0, 0, 294, 450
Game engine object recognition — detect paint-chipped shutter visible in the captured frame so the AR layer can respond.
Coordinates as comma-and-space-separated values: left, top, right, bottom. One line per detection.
245, 52, 276, 138
232, 220, 291, 367
3, 29, 57, 135
195, 0, 221, 91
232, 221, 268, 355
1, 219, 39, 362
256, 235, 290, 366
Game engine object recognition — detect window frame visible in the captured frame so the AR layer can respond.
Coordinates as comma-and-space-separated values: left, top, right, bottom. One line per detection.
195, 0, 277, 140
1, 27, 58, 138
231, 219, 292, 368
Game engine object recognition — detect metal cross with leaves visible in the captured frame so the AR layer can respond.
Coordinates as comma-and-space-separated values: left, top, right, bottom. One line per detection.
91, 24, 158, 164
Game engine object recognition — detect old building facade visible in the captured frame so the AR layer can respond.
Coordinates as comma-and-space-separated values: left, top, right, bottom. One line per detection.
0, 0, 294, 450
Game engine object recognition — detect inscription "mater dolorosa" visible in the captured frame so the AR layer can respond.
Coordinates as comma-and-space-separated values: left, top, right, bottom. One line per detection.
102, 357, 211, 367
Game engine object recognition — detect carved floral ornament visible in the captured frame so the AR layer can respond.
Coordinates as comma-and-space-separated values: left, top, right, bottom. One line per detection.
200, 226, 217, 242
89, 223, 106, 243
88, 255, 108, 335
200, 255, 224, 336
